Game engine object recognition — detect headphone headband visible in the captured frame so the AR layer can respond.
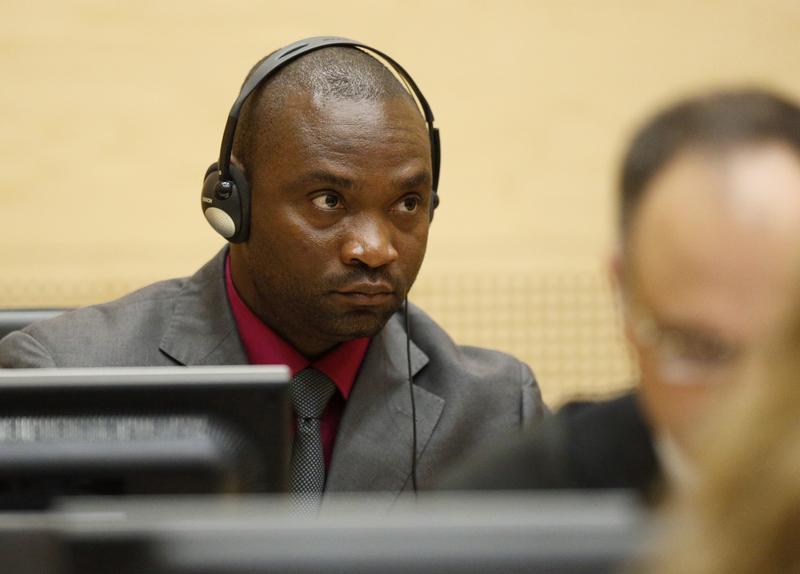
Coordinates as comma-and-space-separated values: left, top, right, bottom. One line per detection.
203, 36, 441, 243
217, 36, 440, 193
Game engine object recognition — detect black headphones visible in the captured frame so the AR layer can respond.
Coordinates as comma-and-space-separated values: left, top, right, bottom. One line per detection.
201, 36, 441, 243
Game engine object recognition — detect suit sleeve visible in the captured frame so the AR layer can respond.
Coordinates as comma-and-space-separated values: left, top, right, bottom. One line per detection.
0, 331, 57, 368
520, 361, 549, 425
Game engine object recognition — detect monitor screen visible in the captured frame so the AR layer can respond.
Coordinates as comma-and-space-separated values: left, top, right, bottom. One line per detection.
0, 366, 291, 509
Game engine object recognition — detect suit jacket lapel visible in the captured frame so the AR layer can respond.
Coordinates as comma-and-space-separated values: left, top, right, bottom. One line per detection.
159, 248, 247, 366
326, 312, 444, 495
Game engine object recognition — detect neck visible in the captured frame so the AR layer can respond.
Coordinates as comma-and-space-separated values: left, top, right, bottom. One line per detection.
229, 250, 337, 359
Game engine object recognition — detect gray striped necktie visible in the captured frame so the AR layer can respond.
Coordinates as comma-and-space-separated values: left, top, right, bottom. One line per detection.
289, 368, 337, 510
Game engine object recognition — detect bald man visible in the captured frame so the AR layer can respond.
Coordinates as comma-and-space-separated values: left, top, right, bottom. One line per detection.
445, 88, 800, 500
0, 40, 546, 496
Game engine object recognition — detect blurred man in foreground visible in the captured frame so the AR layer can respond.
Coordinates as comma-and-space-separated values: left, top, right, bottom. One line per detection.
445, 88, 800, 500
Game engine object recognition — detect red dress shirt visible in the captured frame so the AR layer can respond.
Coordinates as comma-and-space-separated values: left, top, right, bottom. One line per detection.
225, 256, 370, 468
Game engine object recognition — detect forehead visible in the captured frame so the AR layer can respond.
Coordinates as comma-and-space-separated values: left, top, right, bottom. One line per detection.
627, 143, 800, 339
255, 93, 430, 176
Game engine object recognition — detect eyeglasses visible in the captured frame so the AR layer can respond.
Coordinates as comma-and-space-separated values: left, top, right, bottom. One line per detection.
625, 304, 743, 386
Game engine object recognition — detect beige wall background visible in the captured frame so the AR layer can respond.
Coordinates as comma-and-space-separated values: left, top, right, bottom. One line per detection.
2, 0, 800, 404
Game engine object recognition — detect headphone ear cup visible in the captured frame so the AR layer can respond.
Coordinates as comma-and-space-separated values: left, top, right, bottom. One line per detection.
201, 162, 237, 240
201, 162, 251, 243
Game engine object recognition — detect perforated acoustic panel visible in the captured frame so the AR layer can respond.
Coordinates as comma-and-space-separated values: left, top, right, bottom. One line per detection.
0, 271, 637, 407
409, 271, 637, 406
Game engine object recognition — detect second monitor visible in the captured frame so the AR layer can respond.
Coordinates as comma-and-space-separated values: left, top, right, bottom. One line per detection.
0, 365, 291, 508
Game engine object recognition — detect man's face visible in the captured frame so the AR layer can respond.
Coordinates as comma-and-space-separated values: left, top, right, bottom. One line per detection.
230, 94, 432, 357
619, 142, 800, 453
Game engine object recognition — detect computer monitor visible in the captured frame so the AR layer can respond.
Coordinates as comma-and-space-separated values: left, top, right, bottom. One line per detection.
0, 366, 291, 509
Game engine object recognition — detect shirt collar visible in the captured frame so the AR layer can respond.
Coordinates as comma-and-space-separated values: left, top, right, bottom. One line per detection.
225, 255, 368, 399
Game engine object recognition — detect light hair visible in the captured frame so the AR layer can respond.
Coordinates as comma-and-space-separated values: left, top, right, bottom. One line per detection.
645, 279, 800, 573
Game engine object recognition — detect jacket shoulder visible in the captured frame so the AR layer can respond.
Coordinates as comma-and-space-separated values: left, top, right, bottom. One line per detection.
560, 392, 660, 492
0, 277, 187, 367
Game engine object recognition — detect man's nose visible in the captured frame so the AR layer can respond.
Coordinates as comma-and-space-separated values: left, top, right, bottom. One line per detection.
341, 215, 399, 269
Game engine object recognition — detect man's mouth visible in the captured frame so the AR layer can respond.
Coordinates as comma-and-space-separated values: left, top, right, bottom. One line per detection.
334, 282, 395, 306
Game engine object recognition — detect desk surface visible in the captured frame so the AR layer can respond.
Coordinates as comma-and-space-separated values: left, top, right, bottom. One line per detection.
0, 491, 650, 574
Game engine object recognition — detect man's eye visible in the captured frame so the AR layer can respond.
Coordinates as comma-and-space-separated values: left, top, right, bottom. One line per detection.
680, 337, 736, 363
395, 196, 420, 213
311, 193, 343, 210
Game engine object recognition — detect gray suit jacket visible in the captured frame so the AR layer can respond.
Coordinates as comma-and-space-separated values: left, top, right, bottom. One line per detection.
0, 249, 546, 496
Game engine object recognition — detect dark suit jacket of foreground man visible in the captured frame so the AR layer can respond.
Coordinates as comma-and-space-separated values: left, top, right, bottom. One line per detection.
0, 249, 546, 495
442, 392, 663, 503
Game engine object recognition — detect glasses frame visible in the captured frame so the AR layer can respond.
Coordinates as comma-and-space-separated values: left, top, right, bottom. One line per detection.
623, 299, 743, 386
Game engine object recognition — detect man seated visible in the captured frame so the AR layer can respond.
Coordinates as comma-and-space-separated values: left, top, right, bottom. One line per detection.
444, 88, 800, 501
0, 38, 546, 497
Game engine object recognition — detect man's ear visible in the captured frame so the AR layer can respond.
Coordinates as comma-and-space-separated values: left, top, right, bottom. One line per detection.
608, 245, 636, 345
608, 244, 625, 304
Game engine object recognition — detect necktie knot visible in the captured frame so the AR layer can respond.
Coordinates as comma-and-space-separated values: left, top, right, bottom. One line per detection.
290, 368, 336, 420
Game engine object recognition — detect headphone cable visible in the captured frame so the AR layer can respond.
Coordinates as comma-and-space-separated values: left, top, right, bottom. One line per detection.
405, 297, 419, 494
